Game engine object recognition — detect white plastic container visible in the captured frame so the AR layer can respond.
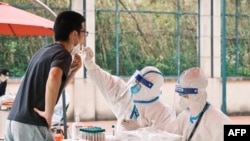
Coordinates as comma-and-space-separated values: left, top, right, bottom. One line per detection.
71, 115, 82, 140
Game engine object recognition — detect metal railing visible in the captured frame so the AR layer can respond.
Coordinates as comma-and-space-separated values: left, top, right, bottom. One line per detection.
95, 0, 200, 76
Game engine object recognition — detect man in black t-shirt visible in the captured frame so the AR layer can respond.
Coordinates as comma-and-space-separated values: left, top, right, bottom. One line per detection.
5, 11, 87, 141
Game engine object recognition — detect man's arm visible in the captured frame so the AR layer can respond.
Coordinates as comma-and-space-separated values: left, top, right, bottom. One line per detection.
34, 67, 63, 128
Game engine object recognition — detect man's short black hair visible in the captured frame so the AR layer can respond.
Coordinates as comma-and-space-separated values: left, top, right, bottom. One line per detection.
54, 11, 86, 41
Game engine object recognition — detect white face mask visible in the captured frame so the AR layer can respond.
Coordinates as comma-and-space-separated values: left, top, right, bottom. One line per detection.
71, 43, 82, 56
0, 75, 7, 82
71, 35, 83, 56
179, 96, 189, 110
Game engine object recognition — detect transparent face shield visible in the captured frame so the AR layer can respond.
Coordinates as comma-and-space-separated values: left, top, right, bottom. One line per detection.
119, 70, 154, 97
175, 84, 198, 96
119, 70, 140, 97
174, 84, 198, 110
119, 70, 156, 120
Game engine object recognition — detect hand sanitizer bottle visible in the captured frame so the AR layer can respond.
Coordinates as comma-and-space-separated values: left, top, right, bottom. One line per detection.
72, 115, 82, 140
112, 124, 115, 136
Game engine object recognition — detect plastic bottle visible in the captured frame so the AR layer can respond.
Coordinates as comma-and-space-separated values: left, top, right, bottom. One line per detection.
112, 125, 115, 136
54, 128, 64, 141
72, 115, 82, 140
106, 125, 117, 141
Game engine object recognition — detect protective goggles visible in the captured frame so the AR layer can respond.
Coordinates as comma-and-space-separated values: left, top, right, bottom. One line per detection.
175, 84, 198, 95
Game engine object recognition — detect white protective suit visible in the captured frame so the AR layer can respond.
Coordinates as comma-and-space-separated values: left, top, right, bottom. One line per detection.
83, 47, 176, 132
168, 67, 233, 141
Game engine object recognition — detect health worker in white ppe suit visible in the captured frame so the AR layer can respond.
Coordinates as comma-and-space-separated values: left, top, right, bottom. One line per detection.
82, 47, 176, 132
167, 67, 233, 141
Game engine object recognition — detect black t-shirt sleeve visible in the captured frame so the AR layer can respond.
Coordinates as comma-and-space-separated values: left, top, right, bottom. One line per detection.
51, 51, 72, 81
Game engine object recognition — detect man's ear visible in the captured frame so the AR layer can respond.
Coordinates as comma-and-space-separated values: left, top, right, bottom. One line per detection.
70, 30, 78, 38
73, 30, 78, 37
69, 30, 78, 44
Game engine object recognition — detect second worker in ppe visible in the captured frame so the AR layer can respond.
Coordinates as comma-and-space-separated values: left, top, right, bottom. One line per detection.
167, 67, 233, 141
